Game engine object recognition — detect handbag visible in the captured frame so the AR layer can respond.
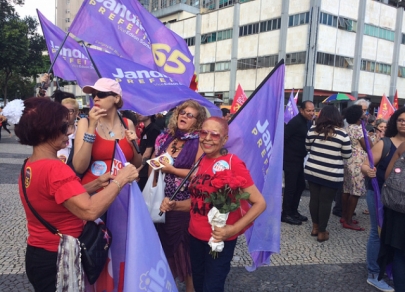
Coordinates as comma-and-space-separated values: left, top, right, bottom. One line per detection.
20, 159, 112, 284
381, 152, 405, 213
142, 169, 166, 223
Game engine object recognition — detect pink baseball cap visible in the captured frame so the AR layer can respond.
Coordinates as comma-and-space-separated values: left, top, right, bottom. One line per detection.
83, 78, 122, 96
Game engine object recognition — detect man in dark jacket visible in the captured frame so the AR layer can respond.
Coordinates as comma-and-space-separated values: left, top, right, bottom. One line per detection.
282, 100, 315, 225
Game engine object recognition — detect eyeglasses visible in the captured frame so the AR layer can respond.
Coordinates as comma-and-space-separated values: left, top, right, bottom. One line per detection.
179, 110, 196, 119
91, 91, 115, 99
60, 122, 70, 135
199, 129, 221, 141
397, 119, 405, 124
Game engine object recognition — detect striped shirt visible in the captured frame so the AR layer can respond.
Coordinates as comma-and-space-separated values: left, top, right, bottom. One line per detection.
304, 126, 352, 189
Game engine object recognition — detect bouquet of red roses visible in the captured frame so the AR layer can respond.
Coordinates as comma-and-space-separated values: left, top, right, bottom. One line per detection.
204, 170, 250, 258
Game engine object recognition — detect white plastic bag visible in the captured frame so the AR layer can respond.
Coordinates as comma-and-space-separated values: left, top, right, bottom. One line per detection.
142, 170, 166, 223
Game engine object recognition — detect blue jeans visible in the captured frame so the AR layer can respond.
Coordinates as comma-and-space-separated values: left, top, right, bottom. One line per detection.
189, 235, 237, 292
366, 189, 381, 274
393, 248, 405, 292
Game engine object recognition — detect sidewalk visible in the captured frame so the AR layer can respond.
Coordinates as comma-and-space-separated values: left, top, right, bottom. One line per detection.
0, 130, 392, 291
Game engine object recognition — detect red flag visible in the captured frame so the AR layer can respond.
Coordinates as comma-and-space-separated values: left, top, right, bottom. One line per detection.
377, 94, 395, 120
393, 90, 399, 110
189, 73, 198, 92
230, 84, 248, 114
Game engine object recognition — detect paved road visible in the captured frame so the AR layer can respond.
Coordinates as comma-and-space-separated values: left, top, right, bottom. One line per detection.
0, 129, 392, 291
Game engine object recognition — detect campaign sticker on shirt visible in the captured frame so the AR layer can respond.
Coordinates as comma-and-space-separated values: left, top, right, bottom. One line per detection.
25, 167, 32, 188
91, 161, 107, 176
212, 160, 230, 174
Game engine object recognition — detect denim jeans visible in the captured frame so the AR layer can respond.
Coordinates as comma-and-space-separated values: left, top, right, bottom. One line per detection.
366, 189, 380, 274
189, 235, 237, 292
393, 248, 405, 292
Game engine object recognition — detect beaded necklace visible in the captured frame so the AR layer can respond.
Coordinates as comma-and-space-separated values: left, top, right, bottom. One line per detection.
98, 121, 124, 139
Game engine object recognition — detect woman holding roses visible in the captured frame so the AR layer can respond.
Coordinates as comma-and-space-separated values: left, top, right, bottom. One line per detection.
160, 117, 266, 292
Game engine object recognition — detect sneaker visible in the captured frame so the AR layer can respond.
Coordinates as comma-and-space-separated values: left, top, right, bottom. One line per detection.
367, 274, 394, 292
294, 213, 308, 222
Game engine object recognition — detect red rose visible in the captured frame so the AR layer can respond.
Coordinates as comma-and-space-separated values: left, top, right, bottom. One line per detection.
229, 176, 246, 189
210, 170, 233, 189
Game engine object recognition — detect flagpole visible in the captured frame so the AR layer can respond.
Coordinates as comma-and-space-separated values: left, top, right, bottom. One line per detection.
82, 43, 141, 154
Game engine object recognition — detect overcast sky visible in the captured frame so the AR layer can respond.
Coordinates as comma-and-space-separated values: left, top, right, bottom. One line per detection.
13, 1, 56, 32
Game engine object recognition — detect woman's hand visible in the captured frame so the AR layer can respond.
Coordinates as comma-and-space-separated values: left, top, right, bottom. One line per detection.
125, 129, 138, 143
116, 164, 138, 184
160, 197, 176, 213
365, 166, 376, 178
211, 225, 236, 242
97, 173, 115, 188
88, 107, 107, 127
160, 159, 175, 174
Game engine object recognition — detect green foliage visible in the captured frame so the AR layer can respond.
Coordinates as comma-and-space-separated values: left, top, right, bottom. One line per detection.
0, 0, 46, 103
204, 184, 250, 214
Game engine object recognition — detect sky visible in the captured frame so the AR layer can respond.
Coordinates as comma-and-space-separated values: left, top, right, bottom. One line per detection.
13, 1, 56, 32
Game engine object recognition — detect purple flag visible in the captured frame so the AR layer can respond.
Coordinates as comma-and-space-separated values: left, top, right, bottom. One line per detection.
37, 10, 99, 87
69, 0, 194, 86
86, 48, 221, 116
124, 182, 177, 291
361, 121, 384, 228
226, 62, 285, 270
284, 90, 299, 124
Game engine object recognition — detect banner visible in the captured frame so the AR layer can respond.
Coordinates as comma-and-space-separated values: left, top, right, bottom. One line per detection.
69, 0, 194, 86
230, 84, 248, 114
124, 182, 177, 292
37, 10, 98, 87
393, 90, 399, 110
283, 89, 299, 124
226, 61, 285, 270
294, 89, 299, 104
86, 48, 221, 116
377, 94, 395, 120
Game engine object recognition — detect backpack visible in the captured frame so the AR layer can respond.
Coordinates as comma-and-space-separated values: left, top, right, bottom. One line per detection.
381, 151, 405, 213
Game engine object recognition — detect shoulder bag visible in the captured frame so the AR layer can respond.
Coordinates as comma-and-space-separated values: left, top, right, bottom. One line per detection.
142, 169, 166, 223
381, 152, 405, 213
20, 159, 112, 285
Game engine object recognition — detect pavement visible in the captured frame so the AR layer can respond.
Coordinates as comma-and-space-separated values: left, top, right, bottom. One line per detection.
0, 127, 393, 291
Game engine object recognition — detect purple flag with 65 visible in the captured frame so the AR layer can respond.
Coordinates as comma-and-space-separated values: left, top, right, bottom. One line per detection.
69, 0, 194, 86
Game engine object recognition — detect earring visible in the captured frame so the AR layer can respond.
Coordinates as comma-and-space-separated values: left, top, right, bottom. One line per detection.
220, 148, 228, 155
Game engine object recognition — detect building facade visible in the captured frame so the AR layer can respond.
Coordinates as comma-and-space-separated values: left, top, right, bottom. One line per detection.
55, 0, 405, 109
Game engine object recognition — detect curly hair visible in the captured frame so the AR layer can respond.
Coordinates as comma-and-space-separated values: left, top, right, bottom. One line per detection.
345, 105, 363, 124
385, 107, 405, 137
314, 105, 343, 139
15, 97, 69, 146
167, 100, 207, 135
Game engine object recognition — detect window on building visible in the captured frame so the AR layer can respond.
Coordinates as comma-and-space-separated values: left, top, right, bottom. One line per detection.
203, 0, 216, 9
319, 12, 338, 28
184, 37, 195, 46
337, 17, 357, 32
65, 18, 70, 23
201, 32, 217, 44
200, 63, 215, 73
316, 52, 335, 66
237, 58, 256, 70
215, 61, 231, 71
398, 66, 405, 77
239, 22, 260, 37
260, 18, 281, 32
288, 12, 310, 27
257, 54, 278, 68
285, 51, 306, 65
216, 29, 232, 41
219, 0, 235, 8
364, 24, 394, 42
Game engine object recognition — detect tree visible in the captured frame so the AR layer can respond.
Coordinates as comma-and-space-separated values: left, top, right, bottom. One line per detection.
0, 0, 47, 104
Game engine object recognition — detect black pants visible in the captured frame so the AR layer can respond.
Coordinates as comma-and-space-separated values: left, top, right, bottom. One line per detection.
2, 123, 10, 134
308, 182, 337, 232
26, 245, 58, 292
333, 186, 343, 215
282, 164, 306, 217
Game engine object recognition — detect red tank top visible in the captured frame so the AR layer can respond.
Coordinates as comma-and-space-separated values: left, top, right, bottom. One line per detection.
81, 118, 134, 188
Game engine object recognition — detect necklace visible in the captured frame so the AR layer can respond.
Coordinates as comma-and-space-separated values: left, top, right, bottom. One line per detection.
171, 138, 185, 154
98, 121, 124, 139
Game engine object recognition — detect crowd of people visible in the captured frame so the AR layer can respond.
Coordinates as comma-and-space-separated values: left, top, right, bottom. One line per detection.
283, 99, 405, 292
2, 75, 405, 291
1, 77, 266, 292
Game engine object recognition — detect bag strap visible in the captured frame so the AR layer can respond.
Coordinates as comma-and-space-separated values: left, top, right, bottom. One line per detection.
380, 137, 392, 162
20, 159, 62, 237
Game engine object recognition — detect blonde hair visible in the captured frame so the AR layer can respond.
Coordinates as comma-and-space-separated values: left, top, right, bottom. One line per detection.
61, 98, 79, 111
167, 100, 207, 135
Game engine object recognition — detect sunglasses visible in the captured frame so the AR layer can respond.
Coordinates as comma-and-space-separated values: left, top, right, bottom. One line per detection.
179, 110, 196, 119
199, 129, 221, 141
60, 122, 70, 135
91, 91, 115, 99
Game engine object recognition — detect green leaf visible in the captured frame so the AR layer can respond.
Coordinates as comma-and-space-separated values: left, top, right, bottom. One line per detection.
240, 192, 250, 200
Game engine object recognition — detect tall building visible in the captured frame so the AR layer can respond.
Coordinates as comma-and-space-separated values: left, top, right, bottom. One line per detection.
55, 0, 405, 109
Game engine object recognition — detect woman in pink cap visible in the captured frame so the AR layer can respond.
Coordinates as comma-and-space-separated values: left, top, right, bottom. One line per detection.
73, 78, 142, 190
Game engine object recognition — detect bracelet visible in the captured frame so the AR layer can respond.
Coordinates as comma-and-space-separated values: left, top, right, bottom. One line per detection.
83, 132, 96, 143
111, 180, 122, 192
